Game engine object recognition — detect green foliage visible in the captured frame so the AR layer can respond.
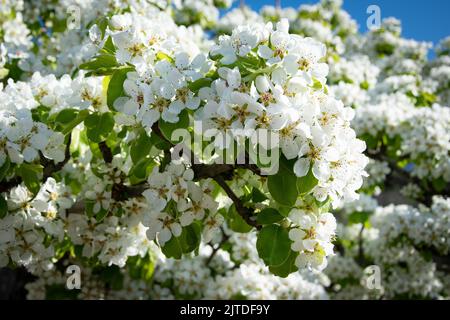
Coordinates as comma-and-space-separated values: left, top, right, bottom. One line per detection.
226, 204, 253, 233
0, 194, 7, 219
79, 54, 119, 75
0, 157, 11, 182
128, 253, 155, 281
16, 163, 43, 195
188, 78, 213, 93
348, 211, 371, 225
256, 208, 284, 225
161, 223, 202, 259
268, 249, 299, 278
297, 166, 319, 195
107, 67, 134, 109
267, 157, 299, 206
256, 224, 292, 267
84, 112, 115, 143
97, 265, 124, 290
130, 129, 153, 163
158, 109, 190, 143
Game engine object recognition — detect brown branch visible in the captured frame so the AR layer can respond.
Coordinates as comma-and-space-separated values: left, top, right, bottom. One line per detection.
432, 252, 450, 273
213, 175, 261, 229
111, 182, 149, 202
67, 200, 86, 215
98, 141, 113, 163
193, 163, 235, 180
356, 224, 367, 267
0, 177, 22, 193
206, 227, 230, 266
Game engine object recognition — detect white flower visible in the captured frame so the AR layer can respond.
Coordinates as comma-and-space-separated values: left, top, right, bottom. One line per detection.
142, 168, 172, 212
144, 211, 182, 246
85, 181, 111, 214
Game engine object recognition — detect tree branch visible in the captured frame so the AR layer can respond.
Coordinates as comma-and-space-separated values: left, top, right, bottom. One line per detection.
0, 177, 22, 193
98, 141, 113, 163
111, 182, 149, 202
206, 227, 230, 266
213, 175, 261, 229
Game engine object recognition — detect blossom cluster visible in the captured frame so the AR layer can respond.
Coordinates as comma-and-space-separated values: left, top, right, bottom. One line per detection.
0, 179, 73, 272
0, 0, 449, 301
141, 162, 221, 245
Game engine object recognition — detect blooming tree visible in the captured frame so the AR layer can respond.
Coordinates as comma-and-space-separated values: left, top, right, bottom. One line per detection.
0, 0, 449, 300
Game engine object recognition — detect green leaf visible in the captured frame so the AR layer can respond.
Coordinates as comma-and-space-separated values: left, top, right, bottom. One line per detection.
107, 67, 134, 110
268, 249, 299, 277
46, 284, 79, 300
227, 204, 253, 233
61, 109, 89, 135
432, 177, 447, 192
161, 223, 201, 259
158, 109, 190, 143
296, 165, 318, 195
149, 131, 172, 150
55, 108, 78, 125
251, 188, 268, 202
0, 194, 7, 219
79, 54, 118, 71
84, 200, 96, 218
188, 78, 213, 93
31, 106, 51, 123
156, 52, 174, 63
256, 208, 284, 225
128, 254, 155, 281
97, 265, 124, 290
95, 208, 109, 222
359, 133, 379, 150
256, 224, 291, 266
348, 211, 371, 225
0, 157, 11, 182
16, 163, 42, 195
84, 112, 114, 143
375, 42, 395, 56
267, 157, 299, 206
102, 36, 116, 55
130, 130, 153, 163
312, 78, 323, 90
129, 157, 155, 180
0, 68, 9, 80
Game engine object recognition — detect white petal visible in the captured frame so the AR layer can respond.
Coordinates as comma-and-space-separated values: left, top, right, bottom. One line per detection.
294, 158, 310, 177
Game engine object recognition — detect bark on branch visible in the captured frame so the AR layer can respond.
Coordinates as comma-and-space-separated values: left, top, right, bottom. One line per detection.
213, 175, 261, 229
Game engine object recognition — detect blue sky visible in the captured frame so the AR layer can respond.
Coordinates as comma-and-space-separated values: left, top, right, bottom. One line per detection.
232, 0, 450, 47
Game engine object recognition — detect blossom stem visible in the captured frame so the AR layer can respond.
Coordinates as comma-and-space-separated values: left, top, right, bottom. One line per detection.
213, 175, 261, 229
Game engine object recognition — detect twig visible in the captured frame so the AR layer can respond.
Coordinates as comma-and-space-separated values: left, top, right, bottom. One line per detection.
66, 200, 86, 215
206, 228, 230, 266
0, 177, 22, 193
356, 224, 367, 267
98, 141, 113, 163
213, 175, 261, 229
111, 182, 149, 202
